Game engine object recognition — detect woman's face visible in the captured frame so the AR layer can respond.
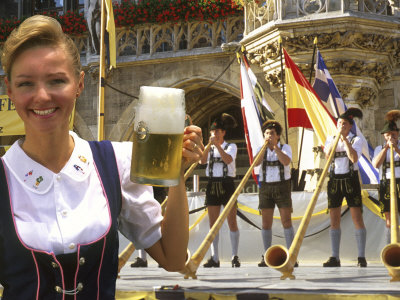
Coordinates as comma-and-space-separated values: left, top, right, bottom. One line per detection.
5, 46, 84, 135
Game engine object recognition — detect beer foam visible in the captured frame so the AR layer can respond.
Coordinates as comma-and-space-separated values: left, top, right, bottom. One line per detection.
136, 86, 186, 134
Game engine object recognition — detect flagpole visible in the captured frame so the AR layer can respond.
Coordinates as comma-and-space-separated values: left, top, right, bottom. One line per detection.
97, 0, 106, 141
279, 37, 288, 144
297, 37, 318, 170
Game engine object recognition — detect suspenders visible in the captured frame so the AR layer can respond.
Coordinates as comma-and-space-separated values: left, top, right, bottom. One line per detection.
382, 141, 400, 181
209, 143, 230, 178
329, 135, 356, 178
262, 144, 284, 182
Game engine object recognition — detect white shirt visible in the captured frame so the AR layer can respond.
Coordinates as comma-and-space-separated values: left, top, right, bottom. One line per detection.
324, 133, 362, 174
2, 132, 162, 255
205, 141, 237, 178
256, 143, 292, 183
373, 140, 400, 179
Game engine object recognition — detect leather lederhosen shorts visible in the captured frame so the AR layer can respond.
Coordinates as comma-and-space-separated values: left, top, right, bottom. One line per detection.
379, 178, 400, 213
258, 179, 292, 209
205, 177, 235, 206
327, 171, 362, 208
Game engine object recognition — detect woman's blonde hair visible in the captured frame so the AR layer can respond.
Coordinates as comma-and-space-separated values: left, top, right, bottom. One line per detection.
1, 15, 82, 80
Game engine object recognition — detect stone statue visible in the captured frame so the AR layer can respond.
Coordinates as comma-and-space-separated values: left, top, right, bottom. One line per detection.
85, 0, 101, 54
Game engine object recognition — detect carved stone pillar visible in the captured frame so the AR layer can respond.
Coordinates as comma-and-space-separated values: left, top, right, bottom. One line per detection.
241, 0, 399, 145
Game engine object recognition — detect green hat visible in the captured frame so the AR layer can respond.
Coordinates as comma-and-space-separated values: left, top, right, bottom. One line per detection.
262, 120, 282, 135
210, 113, 237, 131
381, 121, 399, 134
382, 110, 400, 134
210, 118, 225, 130
338, 107, 363, 125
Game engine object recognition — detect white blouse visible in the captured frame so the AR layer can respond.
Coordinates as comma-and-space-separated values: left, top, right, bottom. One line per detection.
2, 132, 162, 255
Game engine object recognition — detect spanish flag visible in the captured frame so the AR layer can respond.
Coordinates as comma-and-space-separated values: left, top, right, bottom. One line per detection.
284, 48, 336, 144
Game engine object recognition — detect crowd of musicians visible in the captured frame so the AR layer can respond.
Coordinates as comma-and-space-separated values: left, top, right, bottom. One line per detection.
131, 109, 400, 269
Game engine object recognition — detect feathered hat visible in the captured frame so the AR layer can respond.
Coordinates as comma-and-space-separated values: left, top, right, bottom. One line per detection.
210, 113, 238, 131
381, 110, 400, 134
338, 107, 363, 125
261, 120, 282, 135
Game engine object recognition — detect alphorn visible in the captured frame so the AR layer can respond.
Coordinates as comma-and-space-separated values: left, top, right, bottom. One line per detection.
180, 140, 270, 279
117, 143, 210, 273
380, 144, 400, 282
265, 133, 341, 280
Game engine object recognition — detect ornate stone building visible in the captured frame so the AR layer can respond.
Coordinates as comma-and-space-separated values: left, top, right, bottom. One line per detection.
0, 0, 399, 188
241, 0, 400, 151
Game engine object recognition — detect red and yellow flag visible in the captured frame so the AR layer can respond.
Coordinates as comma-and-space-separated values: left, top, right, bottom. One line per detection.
284, 48, 337, 144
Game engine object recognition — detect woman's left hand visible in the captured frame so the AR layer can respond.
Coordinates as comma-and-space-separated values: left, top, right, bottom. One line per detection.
182, 125, 204, 170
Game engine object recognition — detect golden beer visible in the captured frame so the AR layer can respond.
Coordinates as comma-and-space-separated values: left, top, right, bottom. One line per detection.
130, 86, 186, 186
131, 133, 184, 186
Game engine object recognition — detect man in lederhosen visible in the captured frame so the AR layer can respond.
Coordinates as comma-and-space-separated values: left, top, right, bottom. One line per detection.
323, 107, 367, 267
372, 110, 400, 244
200, 114, 240, 268
254, 120, 296, 267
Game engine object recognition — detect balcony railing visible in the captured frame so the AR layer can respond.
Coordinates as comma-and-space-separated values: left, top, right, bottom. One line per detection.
69, 16, 244, 68
0, 15, 244, 73
244, 0, 399, 35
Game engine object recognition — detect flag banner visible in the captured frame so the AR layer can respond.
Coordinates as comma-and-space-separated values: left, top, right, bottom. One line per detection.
105, 0, 116, 68
240, 57, 273, 179
313, 50, 379, 184
242, 55, 274, 122
284, 48, 337, 145
0, 95, 76, 138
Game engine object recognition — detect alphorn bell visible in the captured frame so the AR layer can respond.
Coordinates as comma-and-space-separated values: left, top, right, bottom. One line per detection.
265, 133, 341, 280
180, 140, 270, 279
117, 143, 210, 274
381, 144, 400, 282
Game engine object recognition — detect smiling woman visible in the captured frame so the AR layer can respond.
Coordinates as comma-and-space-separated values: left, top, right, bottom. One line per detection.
0, 14, 204, 300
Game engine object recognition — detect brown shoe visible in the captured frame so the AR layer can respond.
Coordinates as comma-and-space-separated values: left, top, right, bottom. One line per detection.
323, 257, 340, 267
357, 257, 367, 267
203, 257, 220, 268
231, 256, 241, 268
130, 257, 148, 268
258, 255, 267, 267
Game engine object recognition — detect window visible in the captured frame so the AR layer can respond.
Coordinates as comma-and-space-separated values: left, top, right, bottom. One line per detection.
0, 0, 85, 19
0, 0, 19, 18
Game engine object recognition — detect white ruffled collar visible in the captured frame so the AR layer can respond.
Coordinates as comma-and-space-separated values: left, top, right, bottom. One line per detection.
3, 132, 94, 194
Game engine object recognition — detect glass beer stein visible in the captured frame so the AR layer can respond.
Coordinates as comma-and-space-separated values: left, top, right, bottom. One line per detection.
130, 86, 186, 186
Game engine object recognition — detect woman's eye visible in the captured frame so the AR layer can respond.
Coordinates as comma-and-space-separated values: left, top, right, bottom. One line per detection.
17, 81, 33, 87
51, 79, 66, 85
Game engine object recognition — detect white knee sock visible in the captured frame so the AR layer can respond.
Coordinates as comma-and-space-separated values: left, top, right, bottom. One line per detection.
284, 226, 295, 249
261, 229, 272, 252
330, 228, 341, 259
138, 249, 147, 261
385, 226, 391, 244
356, 228, 367, 258
211, 233, 219, 262
230, 230, 240, 257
